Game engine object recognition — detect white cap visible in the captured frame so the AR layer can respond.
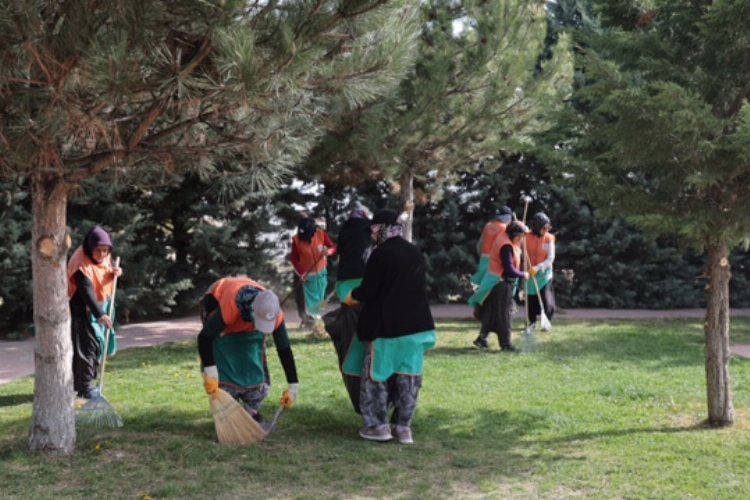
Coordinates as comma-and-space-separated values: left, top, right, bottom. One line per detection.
253, 290, 280, 334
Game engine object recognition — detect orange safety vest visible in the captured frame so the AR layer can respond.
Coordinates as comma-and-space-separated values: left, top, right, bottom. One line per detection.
479, 221, 508, 256
67, 246, 115, 302
525, 233, 555, 266
292, 230, 328, 274
488, 233, 521, 278
208, 277, 284, 334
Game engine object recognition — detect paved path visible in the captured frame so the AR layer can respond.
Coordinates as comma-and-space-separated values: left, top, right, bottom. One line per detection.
3, 305, 750, 385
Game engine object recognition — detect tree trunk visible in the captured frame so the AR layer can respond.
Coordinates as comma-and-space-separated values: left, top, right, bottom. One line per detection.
399, 170, 414, 243
704, 238, 734, 427
28, 176, 76, 455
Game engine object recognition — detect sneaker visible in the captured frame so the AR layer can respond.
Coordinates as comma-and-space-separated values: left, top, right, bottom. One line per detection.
359, 424, 393, 442
472, 336, 489, 349
501, 345, 519, 353
392, 425, 413, 445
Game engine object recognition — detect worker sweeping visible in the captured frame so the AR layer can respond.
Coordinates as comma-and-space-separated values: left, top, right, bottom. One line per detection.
198, 277, 299, 422
468, 221, 530, 351
471, 206, 514, 286
290, 216, 336, 334
525, 212, 556, 330
68, 225, 122, 400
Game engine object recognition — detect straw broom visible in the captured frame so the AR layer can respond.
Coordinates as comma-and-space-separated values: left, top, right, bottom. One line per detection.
210, 388, 268, 445
76, 257, 124, 429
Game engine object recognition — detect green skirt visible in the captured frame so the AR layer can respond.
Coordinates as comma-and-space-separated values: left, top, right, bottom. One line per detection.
343, 331, 437, 383
304, 269, 328, 316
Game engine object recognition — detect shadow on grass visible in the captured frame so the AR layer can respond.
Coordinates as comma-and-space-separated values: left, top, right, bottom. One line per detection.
0, 393, 34, 407
432, 319, 708, 368
524, 420, 712, 449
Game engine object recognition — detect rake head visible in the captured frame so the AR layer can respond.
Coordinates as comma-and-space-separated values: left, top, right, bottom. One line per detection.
76, 394, 124, 429
521, 324, 537, 353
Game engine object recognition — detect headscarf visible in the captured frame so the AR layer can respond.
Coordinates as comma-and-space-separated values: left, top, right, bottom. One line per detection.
349, 203, 372, 220
370, 209, 403, 246
529, 212, 551, 236
235, 285, 261, 323
82, 226, 113, 262
297, 217, 317, 242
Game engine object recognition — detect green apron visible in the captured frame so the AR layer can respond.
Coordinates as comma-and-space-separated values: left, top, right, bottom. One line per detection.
527, 268, 552, 295
335, 278, 362, 302
91, 297, 117, 361
213, 331, 267, 387
470, 255, 490, 286
304, 269, 328, 316
343, 330, 437, 383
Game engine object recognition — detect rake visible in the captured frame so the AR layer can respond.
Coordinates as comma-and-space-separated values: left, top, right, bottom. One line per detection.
76, 257, 124, 429
519, 196, 537, 351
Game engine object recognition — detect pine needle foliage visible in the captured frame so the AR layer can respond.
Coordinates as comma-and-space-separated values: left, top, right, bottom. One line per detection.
0, 0, 420, 455
0, 0, 419, 191
309, 0, 574, 197
553, 0, 750, 427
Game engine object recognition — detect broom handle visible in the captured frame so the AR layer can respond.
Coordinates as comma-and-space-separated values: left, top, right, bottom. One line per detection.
521, 199, 530, 328
98, 256, 120, 393
522, 240, 548, 320
522, 239, 530, 328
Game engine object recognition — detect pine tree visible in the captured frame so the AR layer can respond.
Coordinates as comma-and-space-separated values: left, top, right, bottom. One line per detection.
307, 0, 573, 240
0, 0, 419, 454
559, 0, 750, 426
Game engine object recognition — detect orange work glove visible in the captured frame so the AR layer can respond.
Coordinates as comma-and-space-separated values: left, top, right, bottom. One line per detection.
343, 293, 358, 306
279, 383, 299, 409
203, 366, 219, 399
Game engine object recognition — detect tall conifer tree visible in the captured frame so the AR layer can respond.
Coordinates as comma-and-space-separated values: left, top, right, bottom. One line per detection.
0, 0, 418, 454
559, 0, 750, 426
308, 0, 573, 240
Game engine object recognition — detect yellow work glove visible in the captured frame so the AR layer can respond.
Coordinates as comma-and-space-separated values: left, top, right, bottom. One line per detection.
203, 366, 219, 399
279, 383, 299, 409
528, 266, 538, 278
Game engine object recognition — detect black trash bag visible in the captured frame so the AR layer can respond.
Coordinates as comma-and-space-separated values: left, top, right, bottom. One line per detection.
322, 304, 361, 414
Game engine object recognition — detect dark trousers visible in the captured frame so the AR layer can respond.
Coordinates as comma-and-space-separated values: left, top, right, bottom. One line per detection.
71, 315, 100, 394
527, 281, 556, 325
478, 281, 514, 349
293, 273, 309, 321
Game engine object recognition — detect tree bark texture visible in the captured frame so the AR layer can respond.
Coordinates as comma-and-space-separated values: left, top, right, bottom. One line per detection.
704, 238, 734, 427
399, 170, 414, 243
27, 176, 76, 455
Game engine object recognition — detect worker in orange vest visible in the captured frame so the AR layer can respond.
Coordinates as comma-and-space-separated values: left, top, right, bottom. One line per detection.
471, 206, 514, 286
525, 212, 556, 329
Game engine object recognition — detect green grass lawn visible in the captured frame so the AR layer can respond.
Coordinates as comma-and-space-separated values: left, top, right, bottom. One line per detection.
1, 318, 750, 499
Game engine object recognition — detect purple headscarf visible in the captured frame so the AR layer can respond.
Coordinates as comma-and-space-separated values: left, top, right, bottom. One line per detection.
83, 226, 113, 261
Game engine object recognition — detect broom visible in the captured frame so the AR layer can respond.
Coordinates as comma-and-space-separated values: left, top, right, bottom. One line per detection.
520, 240, 538, 353
76, 257, 124, 429
519, 196, 534, 340
530, 272, 552, 331
210, 388, 268, 445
